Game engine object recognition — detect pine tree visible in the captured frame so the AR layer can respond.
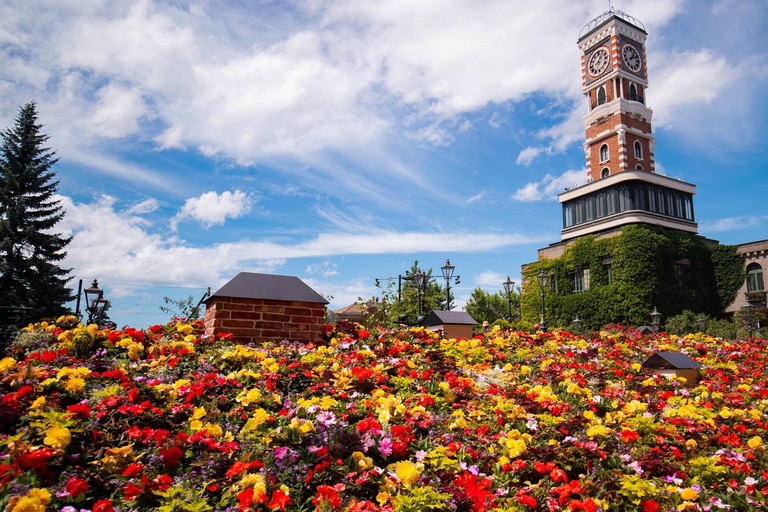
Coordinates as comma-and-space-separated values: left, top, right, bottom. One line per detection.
0, 102, 73, 320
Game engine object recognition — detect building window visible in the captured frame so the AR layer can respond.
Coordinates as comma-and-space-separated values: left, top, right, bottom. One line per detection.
601, 168, 610, 179
634, 140, 643, 159
675, 262, 690, 288
600, 144, 609, 162
747, 263, 765, 292
597, 86, 606, 105
636, 164, 643, 170
602, 259, 613, 285
629, 83, 638, 101
572, 269, 590, 293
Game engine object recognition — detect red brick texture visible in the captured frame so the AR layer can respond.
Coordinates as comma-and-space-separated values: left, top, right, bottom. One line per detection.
204, 297, 326, 344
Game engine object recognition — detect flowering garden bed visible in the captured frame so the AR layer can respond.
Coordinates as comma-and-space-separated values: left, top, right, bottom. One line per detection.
1, 317, 767, 511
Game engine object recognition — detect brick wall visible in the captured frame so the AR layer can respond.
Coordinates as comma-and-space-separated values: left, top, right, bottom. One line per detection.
204, 297, 326, 344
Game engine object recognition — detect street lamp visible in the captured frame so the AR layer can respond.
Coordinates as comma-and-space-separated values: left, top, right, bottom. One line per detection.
742, 303, 755, 339
573, 314, 583, 335
412, 269, 427, 317
696, 315, 706, 333
440, 259, 460, 311
84, 279, 109, 325
502, 276, 515, 321
375, 272, 415, 303
536, 270, 549, 332
650, 307, 661, 334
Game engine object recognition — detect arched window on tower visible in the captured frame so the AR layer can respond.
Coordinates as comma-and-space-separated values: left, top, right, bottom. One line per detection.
601, 168, 610, 179
636, 164, 644, 170
597, 86, 606, 105
600, 144, 609, 163
629, 83, 638, 101
747, 263, 765, 293
634, 140, 643, 159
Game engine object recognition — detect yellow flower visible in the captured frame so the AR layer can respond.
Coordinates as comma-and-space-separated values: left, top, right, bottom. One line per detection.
392, 461, 421, 487
192, 406, 207, 419
30, 396, 46, 409
64, 377, 85, 393
236, 388, 261, 407
0, 357, 18, 373
748, 436, 763, 450
44, 426, 71, 450
353, 451, 374, 470
680, 488, 698, 501
11, 488, 51, 512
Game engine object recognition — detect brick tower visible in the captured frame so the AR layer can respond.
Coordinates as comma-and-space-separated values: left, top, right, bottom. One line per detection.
555, 9, 698, 244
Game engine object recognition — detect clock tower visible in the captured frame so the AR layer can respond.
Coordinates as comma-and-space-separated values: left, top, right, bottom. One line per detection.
553, 9, 698, 244
579, 10, 653, 181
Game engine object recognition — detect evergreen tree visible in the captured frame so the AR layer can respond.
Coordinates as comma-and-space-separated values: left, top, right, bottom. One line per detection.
0, 102, 73, 320
382, 260, 447, 324
465, 287, 518, 324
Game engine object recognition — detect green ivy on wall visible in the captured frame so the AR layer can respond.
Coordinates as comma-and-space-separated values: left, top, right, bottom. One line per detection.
521, 225, 745, 330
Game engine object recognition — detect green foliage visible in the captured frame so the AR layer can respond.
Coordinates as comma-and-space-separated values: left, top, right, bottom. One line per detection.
380, 260, 448, 325
393, 486, 452, 511
0, 102, 73, 321
159, 290, 209, 321
663, 310, 737, 338
711, 244, 746, 310
465, 287, 518, 324
521, 225, 742, 330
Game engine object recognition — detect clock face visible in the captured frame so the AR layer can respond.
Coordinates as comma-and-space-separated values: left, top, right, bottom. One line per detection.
622, 43, 642, 72
587, 46, 610, 78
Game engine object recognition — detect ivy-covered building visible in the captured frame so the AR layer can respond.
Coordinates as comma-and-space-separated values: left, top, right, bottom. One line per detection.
521, 10, 750, 330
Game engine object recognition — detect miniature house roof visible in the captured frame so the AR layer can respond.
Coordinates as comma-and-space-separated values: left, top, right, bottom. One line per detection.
641, 351, 703, 370
421, 310, 477, 327
206, 272, 328, 304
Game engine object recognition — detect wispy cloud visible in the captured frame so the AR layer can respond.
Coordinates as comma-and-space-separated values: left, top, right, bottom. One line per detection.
467, 191, 486, 204
512, 170, 586, 202
699, 215, 768, 234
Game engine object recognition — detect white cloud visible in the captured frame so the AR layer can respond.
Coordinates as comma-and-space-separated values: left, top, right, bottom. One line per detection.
699, 215, 768, 234
171, 190, 253, 230
58, 194, 546, 289
516, 146, 545, 166
126, 198, 160, 215
475, 271, 506, 287
466, 191, 486, 204
512, 169, 587, 202
306, 261, 339, 278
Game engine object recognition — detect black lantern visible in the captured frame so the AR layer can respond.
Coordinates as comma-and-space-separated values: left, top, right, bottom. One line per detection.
503, 276, 515, 321
440, 259, 460, 311
573, 314, 583, 334
650, 307, 662, 333
696, 315, 706, 333
412, 270, 426, 316
84, 279, 108, 324
536, 270, 549, 331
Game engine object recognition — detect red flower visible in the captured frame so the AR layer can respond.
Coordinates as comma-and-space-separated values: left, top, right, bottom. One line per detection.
514, 493, 537, 508
124, 482, 144, 500
238, 488, 255, 511
313, 485, 342, 509
66, 476, 89, 498
154, 474, 173, 492
66, 403, 92, 419
268, 489, 292, 510
159, 445, 183, 468
93, 500, 114, 512
641, 500, 659, 512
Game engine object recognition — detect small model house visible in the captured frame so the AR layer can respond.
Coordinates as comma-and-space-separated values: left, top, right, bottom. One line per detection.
204, 272, 328, 344
641, 351, 703, 387
421, 310, 477, 339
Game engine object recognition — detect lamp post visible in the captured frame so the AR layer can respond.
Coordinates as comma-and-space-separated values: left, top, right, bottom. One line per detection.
412, 269, 427, 317
375, 272, 415, 303
573, 314, 583, 335
84, 279, 109, 325
742, 303, 755, 339
696, 315, 706, 333
440, 259, 460, 310
536, 270, 549, 332
650, 307, 661, 334
502, 276, 515, 321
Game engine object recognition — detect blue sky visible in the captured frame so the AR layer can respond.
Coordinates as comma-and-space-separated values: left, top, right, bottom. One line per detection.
1, 0, 767, 327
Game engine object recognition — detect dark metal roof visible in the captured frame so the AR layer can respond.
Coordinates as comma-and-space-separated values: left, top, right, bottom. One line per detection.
206, 272, 328, 304
642, 351, 703, 369
579, 9, 646, 41
421, 310, 477, 326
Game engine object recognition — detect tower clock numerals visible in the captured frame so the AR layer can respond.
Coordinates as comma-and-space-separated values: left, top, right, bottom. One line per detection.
622, 43, 642, 72
587, 46, 610, 78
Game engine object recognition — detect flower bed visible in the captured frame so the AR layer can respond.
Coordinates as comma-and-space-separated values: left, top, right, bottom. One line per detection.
1, 318, 767, 511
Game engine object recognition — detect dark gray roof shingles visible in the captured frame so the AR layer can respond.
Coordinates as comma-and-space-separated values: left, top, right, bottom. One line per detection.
206, 272, 328, 304
422, 310, 477, 326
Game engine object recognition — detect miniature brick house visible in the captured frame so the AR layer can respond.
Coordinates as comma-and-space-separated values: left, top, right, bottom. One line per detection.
421, 310, 477, 339
642, 351, 703, 387
204, 272, 328, 344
